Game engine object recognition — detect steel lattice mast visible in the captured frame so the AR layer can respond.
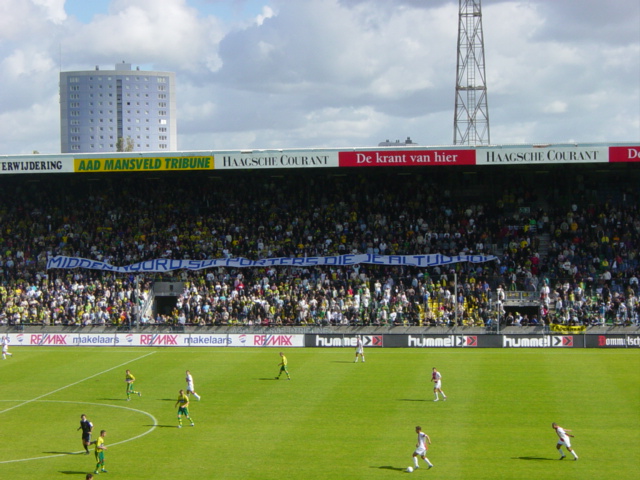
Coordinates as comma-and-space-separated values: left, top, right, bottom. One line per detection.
454, 0, 490, 145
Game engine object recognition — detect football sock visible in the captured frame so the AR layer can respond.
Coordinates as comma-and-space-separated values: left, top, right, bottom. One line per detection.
413, 458, 419, 467
425, 458, 433, 467
571, 450, 578, 459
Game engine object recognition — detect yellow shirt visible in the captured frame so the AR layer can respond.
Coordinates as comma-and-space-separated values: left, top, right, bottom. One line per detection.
177, 393, 189, 407
95, 436, 106, 452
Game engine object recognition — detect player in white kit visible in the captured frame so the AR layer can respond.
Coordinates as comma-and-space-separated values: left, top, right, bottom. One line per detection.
431, 367, 447, 401
2, 335, 12, 359
412, 426, 433, 469
354, 335, 365, 362
185, 370, 201, 400
552, 422, 578, 460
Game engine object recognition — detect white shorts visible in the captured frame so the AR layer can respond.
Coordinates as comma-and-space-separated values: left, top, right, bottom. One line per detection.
557, 438, 572, 448
434, 380, 442, 389
187, 382, 195, 392
413, 447, 427, 456
356, 347, 363, 354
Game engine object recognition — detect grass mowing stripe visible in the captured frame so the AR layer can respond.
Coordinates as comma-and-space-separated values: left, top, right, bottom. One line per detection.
0, 351, 156, 415
0, 400, 158, 464
0, 348, 637, 480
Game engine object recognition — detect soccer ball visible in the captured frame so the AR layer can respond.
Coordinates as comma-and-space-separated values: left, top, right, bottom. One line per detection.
406, 466, 414, 473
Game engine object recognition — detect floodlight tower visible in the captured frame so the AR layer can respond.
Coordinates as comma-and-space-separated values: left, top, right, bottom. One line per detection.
453, 0, 490, 145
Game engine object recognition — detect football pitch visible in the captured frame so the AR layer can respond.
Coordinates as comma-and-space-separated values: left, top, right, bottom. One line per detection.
1, 347, 638, 479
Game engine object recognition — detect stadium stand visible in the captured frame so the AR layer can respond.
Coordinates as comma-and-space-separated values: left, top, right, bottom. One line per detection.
0, 163, 638, 329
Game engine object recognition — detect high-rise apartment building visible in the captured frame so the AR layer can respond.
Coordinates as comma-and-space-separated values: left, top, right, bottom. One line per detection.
60, 62, 177, 153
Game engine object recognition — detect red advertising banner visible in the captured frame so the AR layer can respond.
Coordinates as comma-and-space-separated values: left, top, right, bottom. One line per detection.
339, 149, 476, 167
609, 146, 640, 162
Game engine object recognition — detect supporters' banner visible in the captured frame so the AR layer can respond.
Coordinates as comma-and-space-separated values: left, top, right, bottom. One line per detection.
47, 254, 497, 272
550, 323, 587, 334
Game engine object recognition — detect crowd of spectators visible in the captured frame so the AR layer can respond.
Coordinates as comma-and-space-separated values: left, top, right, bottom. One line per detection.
0, 166, 638, 328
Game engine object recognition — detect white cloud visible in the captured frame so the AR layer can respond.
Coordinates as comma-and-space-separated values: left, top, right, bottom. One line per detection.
32, 0, 67, 24
255, 5, 275, 25
0, 0, 637, 154
542, 101, 567, 114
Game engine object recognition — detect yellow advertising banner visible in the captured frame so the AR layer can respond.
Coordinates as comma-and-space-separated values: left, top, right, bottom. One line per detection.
550, 323, 586, 334
74, 156, 214, 172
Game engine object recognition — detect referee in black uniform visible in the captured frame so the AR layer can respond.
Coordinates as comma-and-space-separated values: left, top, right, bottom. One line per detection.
78, 414, 93, 454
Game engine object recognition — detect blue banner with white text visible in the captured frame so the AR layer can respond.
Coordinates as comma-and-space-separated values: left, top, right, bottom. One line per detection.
47, 254, 497, 273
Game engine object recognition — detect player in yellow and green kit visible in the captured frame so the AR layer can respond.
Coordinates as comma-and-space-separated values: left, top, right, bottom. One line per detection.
175, 389, 195, 428
91, 430, 107, 474
276, 352, 290, 380
125, 369, 141, 401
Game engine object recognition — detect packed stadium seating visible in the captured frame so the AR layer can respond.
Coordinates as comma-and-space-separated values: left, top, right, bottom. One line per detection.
0, 165, 638, 328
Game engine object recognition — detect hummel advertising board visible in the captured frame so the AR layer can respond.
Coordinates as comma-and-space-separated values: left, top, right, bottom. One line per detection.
306, 334, 384, 348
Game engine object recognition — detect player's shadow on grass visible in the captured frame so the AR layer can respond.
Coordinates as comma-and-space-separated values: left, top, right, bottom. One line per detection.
397, 398, 428, 402
258, 377, 278, 380
145, 424, 179, 428
44, 451, 76, 455
332, 361, 356, 363
59, 471, 90, 475
100, 398, 129, 401
159, 398, 176, 401
513, 456, 556, 461
372, 466, 406, 472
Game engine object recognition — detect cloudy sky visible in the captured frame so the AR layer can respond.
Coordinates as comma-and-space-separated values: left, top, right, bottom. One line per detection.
0, 0, 638, 155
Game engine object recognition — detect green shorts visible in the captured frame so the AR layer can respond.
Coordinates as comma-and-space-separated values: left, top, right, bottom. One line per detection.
178, 406, 189, 416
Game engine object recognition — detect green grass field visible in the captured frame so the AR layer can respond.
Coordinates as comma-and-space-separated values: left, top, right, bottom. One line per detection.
1, 347, 638, 479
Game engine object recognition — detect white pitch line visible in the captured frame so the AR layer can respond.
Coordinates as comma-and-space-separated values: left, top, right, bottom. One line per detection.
0, 400, 158, 464
0, 351, 156, 416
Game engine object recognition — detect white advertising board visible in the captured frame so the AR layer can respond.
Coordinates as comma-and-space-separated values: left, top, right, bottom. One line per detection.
3, 332, 303, 347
